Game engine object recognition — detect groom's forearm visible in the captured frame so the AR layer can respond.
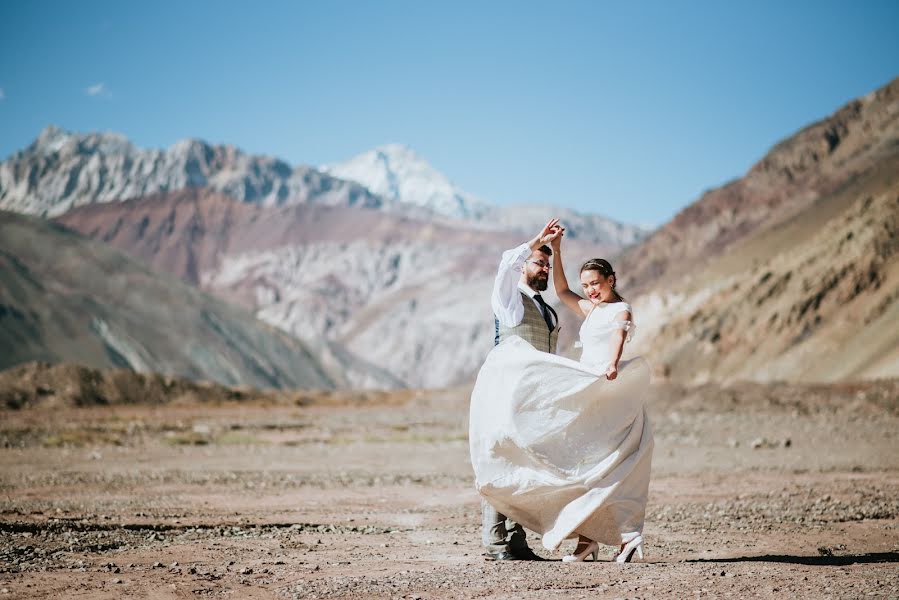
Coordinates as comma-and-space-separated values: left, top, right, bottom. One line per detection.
491, 243, 530, 327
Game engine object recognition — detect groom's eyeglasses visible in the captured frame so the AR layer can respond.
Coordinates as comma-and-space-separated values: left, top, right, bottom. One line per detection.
527, 260, 552, 270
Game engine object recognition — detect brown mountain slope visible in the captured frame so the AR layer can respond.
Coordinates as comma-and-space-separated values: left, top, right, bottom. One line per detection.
627, 101, 899, 383
0, 210, 371, 390
56, 187, 534, 285
639, 177, 898, 382
620, 77, 899, 294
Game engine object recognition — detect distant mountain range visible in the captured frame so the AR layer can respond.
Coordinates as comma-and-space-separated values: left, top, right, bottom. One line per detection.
0, 127, 648, 248
2, 76, 897, 387
0, 127, 640, 388
321, 144, 649, 247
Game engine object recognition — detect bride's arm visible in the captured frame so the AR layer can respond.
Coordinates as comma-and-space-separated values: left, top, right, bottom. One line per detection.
604, 310, 631, 380
551, 232, 593, 316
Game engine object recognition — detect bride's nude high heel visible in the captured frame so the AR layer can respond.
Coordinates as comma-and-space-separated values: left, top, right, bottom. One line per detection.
562, 540, 599, 562
615, 535, 644, 563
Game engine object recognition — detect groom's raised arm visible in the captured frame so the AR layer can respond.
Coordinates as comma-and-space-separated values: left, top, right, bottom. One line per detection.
491, 243, 532, 328
491, 219, 562, 328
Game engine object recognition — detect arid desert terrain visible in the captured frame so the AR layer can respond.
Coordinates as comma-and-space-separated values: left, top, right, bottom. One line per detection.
1, 372, 897, 599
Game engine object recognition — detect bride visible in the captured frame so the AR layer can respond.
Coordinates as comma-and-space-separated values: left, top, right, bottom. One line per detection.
469, 221, 654, 563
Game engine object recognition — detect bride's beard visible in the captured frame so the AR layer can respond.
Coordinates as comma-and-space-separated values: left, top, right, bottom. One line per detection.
528, 273, 549, 291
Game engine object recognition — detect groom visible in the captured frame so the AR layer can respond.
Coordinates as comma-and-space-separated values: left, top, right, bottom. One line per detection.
483, 218, 562, 561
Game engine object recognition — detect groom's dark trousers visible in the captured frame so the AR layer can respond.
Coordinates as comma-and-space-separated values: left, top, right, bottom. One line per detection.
481, 498, 529, 554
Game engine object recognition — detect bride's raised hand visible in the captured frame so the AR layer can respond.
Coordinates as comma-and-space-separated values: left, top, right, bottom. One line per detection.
550, 224, 565, 250
535, 218, 562, 246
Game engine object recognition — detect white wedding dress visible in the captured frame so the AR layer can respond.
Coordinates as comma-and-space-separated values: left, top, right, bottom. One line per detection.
469, 301, 653, 551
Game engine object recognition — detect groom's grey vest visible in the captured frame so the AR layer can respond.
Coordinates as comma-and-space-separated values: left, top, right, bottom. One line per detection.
494, 291, 560, 354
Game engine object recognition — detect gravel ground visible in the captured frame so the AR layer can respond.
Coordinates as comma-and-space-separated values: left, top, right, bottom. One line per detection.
0, 381, 897, 598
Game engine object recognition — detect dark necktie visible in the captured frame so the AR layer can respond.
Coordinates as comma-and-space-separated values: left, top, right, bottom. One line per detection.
533, 294, 555, 332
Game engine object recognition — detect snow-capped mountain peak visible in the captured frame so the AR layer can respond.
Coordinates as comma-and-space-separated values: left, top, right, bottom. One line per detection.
321, 144, 490, 220
34, 125, 73, 154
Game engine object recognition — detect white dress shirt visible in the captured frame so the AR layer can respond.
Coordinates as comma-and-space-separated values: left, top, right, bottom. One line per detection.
491, 243, 556, 329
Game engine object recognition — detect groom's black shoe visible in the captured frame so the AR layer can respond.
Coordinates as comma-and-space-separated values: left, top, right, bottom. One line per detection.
484, 550, 518, 561
511, 547, 547, 561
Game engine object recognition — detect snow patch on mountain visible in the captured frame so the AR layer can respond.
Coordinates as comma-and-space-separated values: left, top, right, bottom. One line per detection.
321, 143, 491, 220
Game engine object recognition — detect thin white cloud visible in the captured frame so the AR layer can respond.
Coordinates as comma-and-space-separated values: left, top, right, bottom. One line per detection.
85, 82, 109, 97
0, 87, 5, 100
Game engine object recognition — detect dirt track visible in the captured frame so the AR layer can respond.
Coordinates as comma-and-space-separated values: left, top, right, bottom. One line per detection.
1, 381, 898, 598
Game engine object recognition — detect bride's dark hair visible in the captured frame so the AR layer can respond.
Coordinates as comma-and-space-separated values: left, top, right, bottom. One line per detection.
580, 258, 625, 302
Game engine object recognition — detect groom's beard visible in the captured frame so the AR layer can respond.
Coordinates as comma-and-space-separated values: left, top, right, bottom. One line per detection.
528, 273, 549, 291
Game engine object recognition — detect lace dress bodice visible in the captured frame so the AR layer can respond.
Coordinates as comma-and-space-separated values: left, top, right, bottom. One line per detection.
577, 301, 635, 370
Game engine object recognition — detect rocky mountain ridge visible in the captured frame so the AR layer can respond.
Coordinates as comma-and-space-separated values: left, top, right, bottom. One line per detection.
0, 126, 384, 218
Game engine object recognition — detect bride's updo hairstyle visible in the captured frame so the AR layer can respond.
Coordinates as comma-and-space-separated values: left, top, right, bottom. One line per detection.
580, 258, 625, 301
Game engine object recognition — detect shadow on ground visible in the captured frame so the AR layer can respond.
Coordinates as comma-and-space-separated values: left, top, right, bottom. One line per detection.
687, 551, 899, 566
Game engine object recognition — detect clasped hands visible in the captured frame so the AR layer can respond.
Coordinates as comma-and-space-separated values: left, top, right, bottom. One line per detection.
532, 218, 565, 249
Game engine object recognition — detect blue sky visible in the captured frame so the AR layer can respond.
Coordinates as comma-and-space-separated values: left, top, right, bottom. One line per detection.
1, 1, 897, 226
